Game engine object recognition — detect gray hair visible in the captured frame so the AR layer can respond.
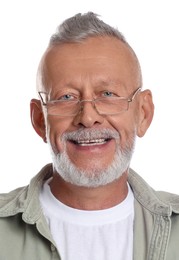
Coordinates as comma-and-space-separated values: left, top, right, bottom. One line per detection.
49, 12, 127, 45
37, 12, 142, 91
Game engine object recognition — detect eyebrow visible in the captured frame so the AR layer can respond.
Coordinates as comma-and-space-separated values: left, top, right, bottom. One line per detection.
94, 78, 126, 92
49, 77, 126, 94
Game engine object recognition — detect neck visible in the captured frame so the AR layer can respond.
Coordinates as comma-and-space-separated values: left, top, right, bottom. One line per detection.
49, 172, 128, 210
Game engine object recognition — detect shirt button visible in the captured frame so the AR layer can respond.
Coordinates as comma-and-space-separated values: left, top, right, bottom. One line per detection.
51, 244, 56, 251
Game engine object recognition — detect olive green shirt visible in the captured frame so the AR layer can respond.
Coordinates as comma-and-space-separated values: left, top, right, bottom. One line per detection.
0, 164, 179, 259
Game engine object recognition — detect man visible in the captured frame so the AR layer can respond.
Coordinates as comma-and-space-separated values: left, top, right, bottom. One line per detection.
0, 12, 179, 260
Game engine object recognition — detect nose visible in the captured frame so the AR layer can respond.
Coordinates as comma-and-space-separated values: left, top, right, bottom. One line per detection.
73, 99, 104, 128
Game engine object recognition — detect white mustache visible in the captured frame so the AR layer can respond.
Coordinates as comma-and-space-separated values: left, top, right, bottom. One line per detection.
62, 128, 120, 142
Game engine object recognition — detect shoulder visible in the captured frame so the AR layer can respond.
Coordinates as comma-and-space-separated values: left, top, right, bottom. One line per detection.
0, 164, 53, 218
128, 168, 179, 215
0, 186, 28, 217
157, 190, 179, 213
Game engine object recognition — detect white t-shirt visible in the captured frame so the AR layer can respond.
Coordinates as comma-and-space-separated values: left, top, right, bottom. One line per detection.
40, 180, 134, 260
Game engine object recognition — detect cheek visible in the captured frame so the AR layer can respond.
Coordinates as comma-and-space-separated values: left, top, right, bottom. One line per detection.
45, 117, 73, 153
106, 115, 137, 148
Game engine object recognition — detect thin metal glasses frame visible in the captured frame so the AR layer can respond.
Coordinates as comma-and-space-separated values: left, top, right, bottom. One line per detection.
38, 87, 141, 116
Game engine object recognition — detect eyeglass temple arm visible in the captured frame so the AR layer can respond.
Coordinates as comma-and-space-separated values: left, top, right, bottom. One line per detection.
128, 87, 142, 102
38, 92, 47, 106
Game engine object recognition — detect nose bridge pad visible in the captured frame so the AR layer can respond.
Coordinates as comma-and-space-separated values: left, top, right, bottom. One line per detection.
79, 99, 97, 113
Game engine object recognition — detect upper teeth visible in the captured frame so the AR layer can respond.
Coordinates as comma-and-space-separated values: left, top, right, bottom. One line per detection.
74, 139, 108, 146
77, 139, 106, 144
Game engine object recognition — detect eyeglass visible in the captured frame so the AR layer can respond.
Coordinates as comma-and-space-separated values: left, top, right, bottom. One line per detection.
38, 87, 141, 117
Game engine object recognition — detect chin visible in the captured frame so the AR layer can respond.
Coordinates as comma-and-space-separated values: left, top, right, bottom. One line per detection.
52, 146, 132, 188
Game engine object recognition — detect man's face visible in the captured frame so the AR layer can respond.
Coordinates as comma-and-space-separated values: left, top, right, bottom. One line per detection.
40, 37, 142, 185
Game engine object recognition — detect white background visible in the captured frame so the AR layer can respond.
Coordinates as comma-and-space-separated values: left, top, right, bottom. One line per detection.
0, 0, 179, 193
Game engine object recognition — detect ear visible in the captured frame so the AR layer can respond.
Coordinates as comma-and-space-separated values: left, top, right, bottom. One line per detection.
137, 89, 154, 137
30, 99, 47, 143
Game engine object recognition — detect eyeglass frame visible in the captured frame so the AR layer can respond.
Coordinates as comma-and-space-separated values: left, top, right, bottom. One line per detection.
38, 87, 142, 116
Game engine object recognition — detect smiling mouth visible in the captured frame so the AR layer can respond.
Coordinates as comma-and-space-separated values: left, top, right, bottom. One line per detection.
71, 138, 112, 146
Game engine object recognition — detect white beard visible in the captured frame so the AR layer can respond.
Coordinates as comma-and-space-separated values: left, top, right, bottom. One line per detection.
48, 128, 136, 188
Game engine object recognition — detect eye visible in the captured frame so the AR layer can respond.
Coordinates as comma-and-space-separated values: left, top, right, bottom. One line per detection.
102, 91, 116, 97
58, 94, 76, 101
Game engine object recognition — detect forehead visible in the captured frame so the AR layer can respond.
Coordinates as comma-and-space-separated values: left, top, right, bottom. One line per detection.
40, 36, 140, 93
